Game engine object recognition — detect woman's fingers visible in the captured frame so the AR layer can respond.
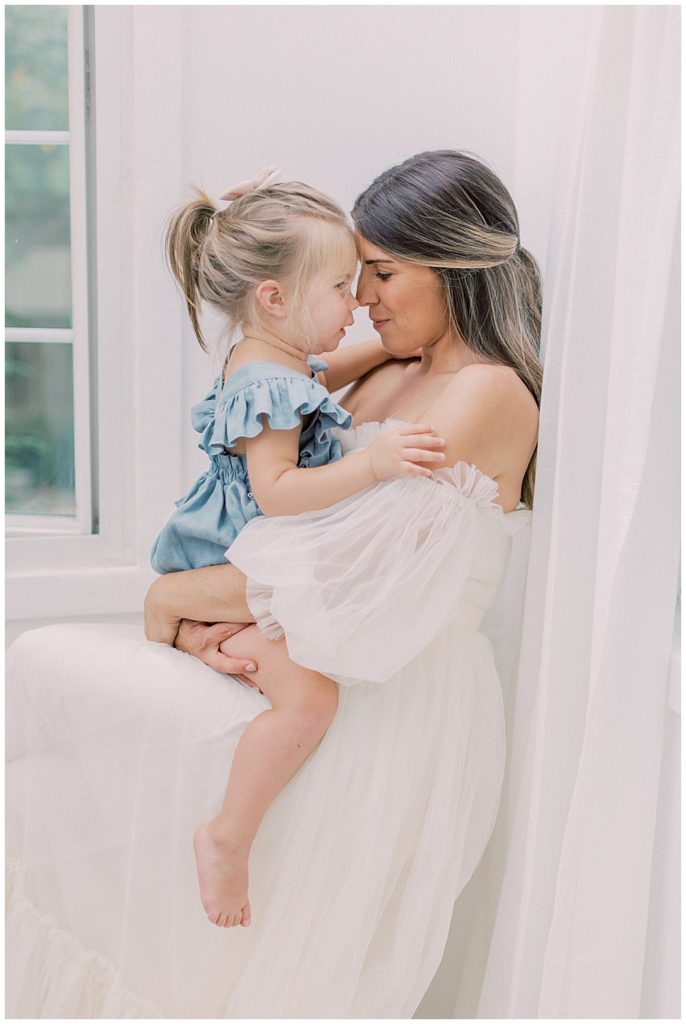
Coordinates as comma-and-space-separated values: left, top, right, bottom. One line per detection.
207, 651, 259, 675
236, 674, 262, 690
204, 621, 249, 644
178, 619, 241, 656
177, 620, 259, 675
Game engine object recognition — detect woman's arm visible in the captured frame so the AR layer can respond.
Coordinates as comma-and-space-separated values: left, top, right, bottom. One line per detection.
144, 564, 260, 674
316, 339, 391, 393
144, 563, 254, 643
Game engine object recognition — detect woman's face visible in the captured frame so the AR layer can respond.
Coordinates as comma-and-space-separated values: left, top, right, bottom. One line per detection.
355, 234, 451, 354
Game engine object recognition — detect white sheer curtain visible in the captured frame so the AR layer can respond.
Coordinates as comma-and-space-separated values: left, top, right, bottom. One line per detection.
421, 6, 680, 1019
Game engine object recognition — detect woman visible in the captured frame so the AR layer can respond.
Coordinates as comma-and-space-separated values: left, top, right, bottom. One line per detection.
7, 150, 541, 1018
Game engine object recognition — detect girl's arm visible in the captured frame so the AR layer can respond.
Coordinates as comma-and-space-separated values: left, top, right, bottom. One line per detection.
316, 339, 392, 392
245, 421, 445, 517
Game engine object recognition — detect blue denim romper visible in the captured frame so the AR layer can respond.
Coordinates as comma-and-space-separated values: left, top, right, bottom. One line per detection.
151, 357, 352, 574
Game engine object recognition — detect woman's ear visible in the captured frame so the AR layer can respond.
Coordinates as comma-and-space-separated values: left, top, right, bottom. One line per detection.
255, 280, 288, 319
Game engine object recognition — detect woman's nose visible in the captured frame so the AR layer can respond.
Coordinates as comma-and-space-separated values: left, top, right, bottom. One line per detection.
355, 271, 375, 307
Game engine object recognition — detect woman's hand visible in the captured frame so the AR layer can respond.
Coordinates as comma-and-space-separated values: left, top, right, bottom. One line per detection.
366, 423, 446, 481
175, 619, 260, 678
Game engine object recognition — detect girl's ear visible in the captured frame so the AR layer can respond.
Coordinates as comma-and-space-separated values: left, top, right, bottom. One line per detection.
254, 280, 288, 319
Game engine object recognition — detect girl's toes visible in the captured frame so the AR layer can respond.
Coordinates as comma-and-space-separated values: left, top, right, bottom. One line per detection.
240, 902, 251, 927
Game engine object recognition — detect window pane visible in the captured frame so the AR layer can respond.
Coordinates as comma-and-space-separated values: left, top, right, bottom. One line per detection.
5, 5, 69, 131
5, 341, 75, 516
5, 144, 72, 328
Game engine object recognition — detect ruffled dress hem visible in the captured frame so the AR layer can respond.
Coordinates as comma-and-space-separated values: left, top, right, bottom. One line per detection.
6, 856, 164, 1019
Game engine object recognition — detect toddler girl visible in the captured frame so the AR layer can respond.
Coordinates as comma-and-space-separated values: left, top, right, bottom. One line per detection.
151, 171, 446, 929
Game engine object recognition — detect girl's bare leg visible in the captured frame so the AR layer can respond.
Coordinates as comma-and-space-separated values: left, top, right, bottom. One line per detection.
193, 625, 338, 928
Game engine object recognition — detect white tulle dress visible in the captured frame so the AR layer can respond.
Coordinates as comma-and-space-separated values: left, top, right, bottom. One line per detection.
6, 421, 530, 1019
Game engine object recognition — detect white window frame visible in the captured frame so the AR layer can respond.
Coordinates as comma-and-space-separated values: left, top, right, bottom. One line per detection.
5, 7, 92, 536
6, 6, 171, 620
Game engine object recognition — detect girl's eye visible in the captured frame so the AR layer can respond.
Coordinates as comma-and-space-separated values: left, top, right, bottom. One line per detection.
375, 272, 392, 282
336, 281, 348, 290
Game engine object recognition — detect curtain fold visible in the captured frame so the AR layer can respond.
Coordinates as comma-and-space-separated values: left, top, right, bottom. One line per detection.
439, 6, 680, 1018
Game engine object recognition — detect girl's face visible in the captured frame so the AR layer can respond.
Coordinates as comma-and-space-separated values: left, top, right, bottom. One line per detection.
355, 234, 451, 354
304, 263, 359, 354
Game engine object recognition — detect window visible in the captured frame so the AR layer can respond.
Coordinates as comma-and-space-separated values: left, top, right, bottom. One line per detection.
5, 5, 93, 535
6, 6, 186, 623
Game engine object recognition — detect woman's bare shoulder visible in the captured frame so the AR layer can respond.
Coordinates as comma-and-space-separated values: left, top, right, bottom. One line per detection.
431, 362, 539, 476
446, 362, 538, 419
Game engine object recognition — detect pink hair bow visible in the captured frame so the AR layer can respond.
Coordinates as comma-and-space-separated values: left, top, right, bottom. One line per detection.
219, 167, 281, 201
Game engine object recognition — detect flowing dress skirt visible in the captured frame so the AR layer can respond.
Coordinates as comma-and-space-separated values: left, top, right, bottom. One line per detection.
7, 455, 528, 1018
7, 618, 507, 1018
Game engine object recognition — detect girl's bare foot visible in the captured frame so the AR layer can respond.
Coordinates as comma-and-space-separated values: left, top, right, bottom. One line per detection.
193, 821, 251, 927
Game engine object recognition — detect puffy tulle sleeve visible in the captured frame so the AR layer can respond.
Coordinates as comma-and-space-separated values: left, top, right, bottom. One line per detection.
226, 462, 506, 686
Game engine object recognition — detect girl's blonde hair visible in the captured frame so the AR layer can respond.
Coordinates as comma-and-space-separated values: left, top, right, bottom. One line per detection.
166, 181, 356, 351
352, 150, 543, 509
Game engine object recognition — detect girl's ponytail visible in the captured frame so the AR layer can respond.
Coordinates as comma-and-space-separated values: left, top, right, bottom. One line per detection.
164, 182, 354, 355
165, 191, 217, 351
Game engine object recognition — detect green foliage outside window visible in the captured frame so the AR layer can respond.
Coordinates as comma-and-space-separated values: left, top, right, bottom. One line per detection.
5, 5, 76, 517
5, 5, 69, 130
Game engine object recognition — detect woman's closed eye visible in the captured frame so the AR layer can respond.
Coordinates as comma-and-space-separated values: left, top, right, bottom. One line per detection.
375, 272, 392, 282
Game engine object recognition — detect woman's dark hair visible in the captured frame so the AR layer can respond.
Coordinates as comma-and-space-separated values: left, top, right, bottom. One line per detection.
352, 150, 542, 508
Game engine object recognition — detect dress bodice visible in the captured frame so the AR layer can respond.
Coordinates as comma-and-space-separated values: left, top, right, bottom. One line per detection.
229, 417, 531, 683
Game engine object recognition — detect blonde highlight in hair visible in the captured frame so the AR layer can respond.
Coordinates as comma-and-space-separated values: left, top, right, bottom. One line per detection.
165, 182, 355, 353
352, 150, 543, 509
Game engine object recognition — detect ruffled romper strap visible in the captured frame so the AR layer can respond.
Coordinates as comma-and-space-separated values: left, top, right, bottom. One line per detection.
198, 361, 351, 456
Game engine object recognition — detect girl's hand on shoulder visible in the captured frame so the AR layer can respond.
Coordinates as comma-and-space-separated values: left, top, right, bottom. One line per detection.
175, 619, 260, 678
367, 423, 446, 481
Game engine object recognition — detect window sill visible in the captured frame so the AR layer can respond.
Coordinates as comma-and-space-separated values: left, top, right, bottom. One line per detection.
6, 564, 155, 620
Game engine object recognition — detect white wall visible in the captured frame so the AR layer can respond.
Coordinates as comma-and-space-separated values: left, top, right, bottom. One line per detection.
172, 4, 594, 481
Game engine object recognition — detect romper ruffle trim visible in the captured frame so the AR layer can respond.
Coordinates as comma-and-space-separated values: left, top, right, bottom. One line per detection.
200, 372, 352, 456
